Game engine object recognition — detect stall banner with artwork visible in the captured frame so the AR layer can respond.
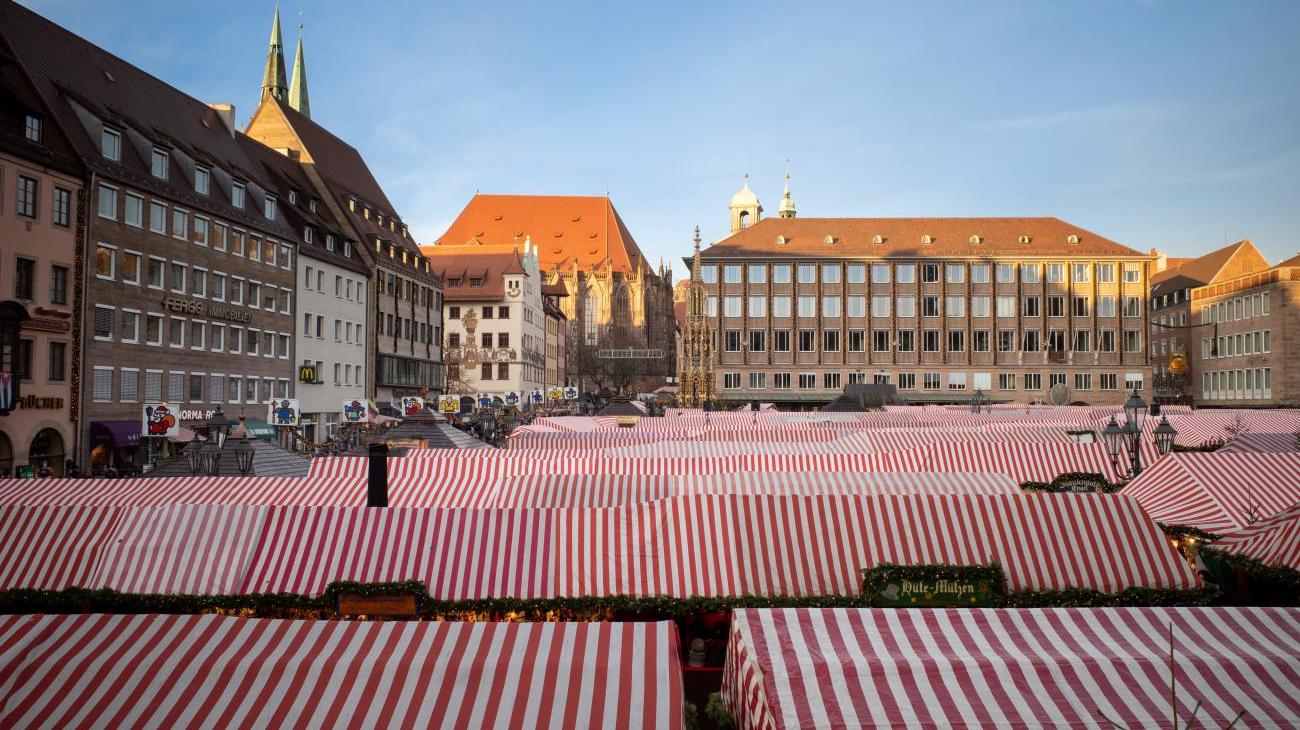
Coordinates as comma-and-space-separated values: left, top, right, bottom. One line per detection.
401, 396, 425, 416
548, 387, 564, 402
530, 389, 544, 404
504, 391, 521, 407
563, 386, 579, 400
142, 403, 180, 438
341, 399, 376, 424
438, 395, 460, 414
477, 394, 494, 409
267, 399, 301, 427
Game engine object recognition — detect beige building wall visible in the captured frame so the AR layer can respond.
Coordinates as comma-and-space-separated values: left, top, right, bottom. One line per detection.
1191, 265, 1299, 407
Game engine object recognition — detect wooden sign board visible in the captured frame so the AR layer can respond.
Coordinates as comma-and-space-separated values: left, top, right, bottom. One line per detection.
336, 593, 418, 617
874, 578, 997, 607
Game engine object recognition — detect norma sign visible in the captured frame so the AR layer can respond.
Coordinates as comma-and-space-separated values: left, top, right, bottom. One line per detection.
873, 578, 997, 607
335, 593, 418, 618
162, 297, 251, 323
299, 365, 318, 383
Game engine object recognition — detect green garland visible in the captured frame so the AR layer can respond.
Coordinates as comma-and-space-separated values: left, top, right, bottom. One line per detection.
1159, 523, 1222, 542
704, 693, 734, 729
1003, 587, 1216, 608
1172, 440, 1223, 453
1198, 547, 1300, 606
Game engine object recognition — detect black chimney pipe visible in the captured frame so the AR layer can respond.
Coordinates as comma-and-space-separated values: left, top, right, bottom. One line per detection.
367, 443, 389, 507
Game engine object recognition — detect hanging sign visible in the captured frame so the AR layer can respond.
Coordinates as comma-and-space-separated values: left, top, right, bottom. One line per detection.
267, 398, 301, 427
298, 364, 318, 383
504, 391, 521, 407
438, 395, 460, 414
873, 577, 998, 607
548, 387, 564, 401
401, 396, 425, 416
530, 389, 544, 404
477, 393, 494, 409
341, 399, 375, 423
142, 403, 180, 438
563, 386, 579, 400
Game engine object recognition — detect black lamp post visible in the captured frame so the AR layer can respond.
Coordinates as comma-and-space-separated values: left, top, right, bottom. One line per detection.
1103, 389, 1177, 479
188, 406, 233, 476
971, 389, 988, 414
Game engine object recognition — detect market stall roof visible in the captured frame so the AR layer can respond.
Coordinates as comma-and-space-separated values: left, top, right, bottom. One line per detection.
347, 411, 489, 453
1121, 452, 1300, 532
1213, 503, 1300, 570
0, 614, 684, 730
721, 606, 1300, 730
143, 438, 310, 478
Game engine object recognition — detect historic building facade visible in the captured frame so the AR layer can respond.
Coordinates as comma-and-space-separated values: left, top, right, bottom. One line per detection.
245, 9, 443, 406
435, 195, 675, 389
0, 2, 301, 470
1148, 240, 1268, 404
1192, 254, 1299, 407
0, 51, 84, 475
688, 180, 1157, 407
423, 241, 546, 398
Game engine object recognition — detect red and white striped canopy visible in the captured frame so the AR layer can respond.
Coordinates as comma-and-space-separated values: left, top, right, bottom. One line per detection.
1213, 503, 1300, 570
0, 614, 683, 729
722, 606, 1300, 730
1121, 452, 1300, 532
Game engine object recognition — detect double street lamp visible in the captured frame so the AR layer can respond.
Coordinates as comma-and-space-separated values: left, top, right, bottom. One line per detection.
1101, 390, 1178, 479
187, 407, 256, 476
970, 389, 989, 414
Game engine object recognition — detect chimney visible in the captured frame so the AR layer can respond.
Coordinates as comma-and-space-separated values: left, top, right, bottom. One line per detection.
366, 443, 389, 507
1151, 248, 1169, 272
208, 103, 236, 136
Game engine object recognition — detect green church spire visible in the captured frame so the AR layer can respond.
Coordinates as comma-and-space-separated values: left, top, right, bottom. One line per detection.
288, 26, 310, 118
261, 5, 287, 101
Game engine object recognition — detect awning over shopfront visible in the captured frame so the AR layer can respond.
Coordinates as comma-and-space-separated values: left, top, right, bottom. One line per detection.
89, 421, 140, 449
232, 418, 276, 440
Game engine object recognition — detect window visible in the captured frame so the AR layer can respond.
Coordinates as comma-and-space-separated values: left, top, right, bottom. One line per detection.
723, 373, 741, 389
747, 296, 766, 318
149, 201, 167, 234
823, 372, 841, 389
898, 373, 916, 390
972, 330, 990, 352
94, 305, 114, 340
151, 148, 169, 179
1046, 263, 1064, 283
797, 373, 816, 389
706, 296, 717, 317
14, 258, 34, 299
1023, 295, 1040, 317
995, 296, 1015, 318
1023, 373, 1042, 391
1023, 329, 1040, 352
212, 223, 228, 251
797, 264, 816, 284
1072, 296, 1089, 317
172, 208, 188, 239
16, 175, 37, 218
97, 184, 119, 220
723, 265, 741, 284
821, 264, 840, 284
971, 264, 990, 284
245, 378, 258, 402
169, 317, 185, 348
945, 264, 965, 283
1073, 330, 1091, 352
772, 264, 791, 284
190, 269, 207, 298
1100, 373, 1118, 391
996, 264, 1015, 284
773, 329, 791, 352
92, 367, 113, 401
872, 329, 890, 352
771, 296, 791, 318
190, 321, 206, 350
210, 324, 225, 352
922, 264, 940, 283
749, 330, 766, 352
53, 187, 71, 227
170, 263, 187, 293
823, 330, 840, 352
195, 167, 210, 195
700, 265, 717, 284
1124, 330, 1141, 352
822, 296, 841, 317
948, 372, 967, 390
723, 296, 742, 318
50, 266, 68, 305
497, 305, 509, 319
847, 264, 866, 284
922, 330, 940, 352
948, 329, 965, 352
1097, 296, 1116, 318
1123, 263, 1141, 283
871, 264, 890, 284
1046, 296, 1064, 318
102, 128, 121, 161
896, 264, 916, 284
480, 362, 493, 380
923, 373, 941, 390
798, 329, 816, 352
226, 376, 241, 403
145, 314, 163, 346
946, 296, 965, 318
120, 309, 139, 343
797, 296, 816, 318
1125, 372, 1144, 391
773, 373, 791, 389
1123, 296, 1141, 318
896, 330, 915, 352
246, 328, 259, 356
95, 243, 116, 279
194, 217, 208, 246
119, 192, 142, 228
895, 295, 915, 318
120, 369, 139, 402
47, 341, 66, 382
232, 183, 246, 209
1097, 264, 1115, 283
1072, 263, 1090, 282
1021, 264, 1040, 284
1075, 373, 1092, 391
189, 374, 205, 402
997, 330, 1016, 352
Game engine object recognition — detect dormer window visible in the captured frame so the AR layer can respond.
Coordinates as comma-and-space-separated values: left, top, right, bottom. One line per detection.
24, 115, 41, 143
776, 235, 786, 245
970, 235, 982, 244
289, 189, 298, 205
872, 235, 884, 244
101, 128, 121, 161
308, 199, 317, 213
343, 241, 352, 258
304, 227, 313, 244
469, 277, 484, 287
824, 235, 835, 245
194, 167, 210, 196
151, 148, 169, 180
1067, 234, 1080, 244
448, 278, 463, 287
325, 234, 336, 252
264, 195, 277, 221
921, 235, 933, 245
1018, 235, 1031, 244
348, 198, 357, 212
232, 182, 246, 209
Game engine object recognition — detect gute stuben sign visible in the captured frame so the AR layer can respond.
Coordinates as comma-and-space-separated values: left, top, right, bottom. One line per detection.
162, 297, 251, 323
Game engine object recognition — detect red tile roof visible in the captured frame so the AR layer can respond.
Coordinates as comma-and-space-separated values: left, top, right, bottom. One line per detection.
422, 243, 528, 301
1150, 240, 1267, 295
1275, 252, 1300, 269
703, 217, 1145, 258
435, 194, 650, 275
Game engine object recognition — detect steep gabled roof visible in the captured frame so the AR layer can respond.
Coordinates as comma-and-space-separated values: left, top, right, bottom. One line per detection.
435, 194, 650, 275
421, 243, 529, 301
703, 217, 1145, 259
1150, 240, 1268, 296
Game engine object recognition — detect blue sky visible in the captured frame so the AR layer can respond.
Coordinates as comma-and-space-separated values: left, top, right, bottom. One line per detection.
25, 0, 1300, 270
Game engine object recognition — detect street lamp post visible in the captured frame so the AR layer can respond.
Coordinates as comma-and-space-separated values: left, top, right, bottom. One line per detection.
970, 389, 988, 414
1102, 389, 1178, 479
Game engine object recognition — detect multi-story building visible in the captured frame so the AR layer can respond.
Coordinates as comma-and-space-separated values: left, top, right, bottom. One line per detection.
688, 179, 1156, 407
245, 11, 443, 406
1148, 240, 1268, 404
0, 2, 300, 470
0, 40, 84, 476
1192, 253, 1299, 407
542, 281, 568, 391
435, 195, 676, 389
423, 241, 546, 397
238, 133, 369, 441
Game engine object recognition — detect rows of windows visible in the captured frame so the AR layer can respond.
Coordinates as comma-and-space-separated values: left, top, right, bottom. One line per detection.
93, 244, 292, 313
447, 305, 511, 321
1200, 292, 1270, 324
299, 359, 365, 388
96, 183, 293, 270
1201, 368, 1273, 401
7, 257, 69, 304
11, 172, 73, 227
11, 339, 67, 383
303, 265, 366, 303
90, 304, 291, 359
301, 313, 364, 346
719, 327, 1142, 354
704, 261, 1143, 287
721, 370, 1144, 392
713, 293, 1141, 320
90, 366, 291, 405
1200, 330, 1271, 359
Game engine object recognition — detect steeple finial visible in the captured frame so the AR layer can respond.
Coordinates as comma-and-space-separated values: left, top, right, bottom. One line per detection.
261, 4, 288, 102
778, 165, 797, 219
288, 21, 311, 118
690, 226, 703, 283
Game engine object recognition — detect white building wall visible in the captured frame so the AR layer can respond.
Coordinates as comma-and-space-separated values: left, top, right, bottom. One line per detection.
296, 253, 369, 438
443, 251, 547, 397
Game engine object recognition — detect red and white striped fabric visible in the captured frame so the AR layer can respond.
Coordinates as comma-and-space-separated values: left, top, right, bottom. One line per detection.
1218, 432, 1300, 454
924, 442, 1119, 482
0, 505, 121, 589
1121, 453, 1300, 532
0, 614, 683, 730
1213, 503, 1300, 570
721, 606, 1300, 730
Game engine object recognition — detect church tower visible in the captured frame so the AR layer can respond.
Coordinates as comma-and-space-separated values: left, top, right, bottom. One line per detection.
778, 172, 797, 218
288, 26, 311, 118
676, 227, 716, 407
261, 6, 288, 102
728, 175, 762, 233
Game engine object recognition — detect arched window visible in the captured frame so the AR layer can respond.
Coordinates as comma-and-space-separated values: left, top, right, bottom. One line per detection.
28, 428, 64, 477
739, 210, 750, 229
584, 290, 599, 345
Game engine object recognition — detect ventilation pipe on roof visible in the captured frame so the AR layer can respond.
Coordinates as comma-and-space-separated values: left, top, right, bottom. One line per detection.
208, 103, 236, 136
366, 443, 389, 508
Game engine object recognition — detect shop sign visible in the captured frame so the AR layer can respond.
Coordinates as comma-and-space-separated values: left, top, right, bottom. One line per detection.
401, 396, 424, 416
179, 408, 219, 421
438, 395, 459, 414
162, 297, 251, 323
142, 403, 179, 438
299, 364, 319, 383
336, 593, 417, 618
530, 389, 544, 404
874, 578, 997, 607
268, 398, 301, 427
504, 391, 521, 407
563, 386, 578, 400
477, 394, 494, 408
1056, 478, 1102, 494
16, 395, 65, 410
342, 398, 375, 423
547, 387, 564, 401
